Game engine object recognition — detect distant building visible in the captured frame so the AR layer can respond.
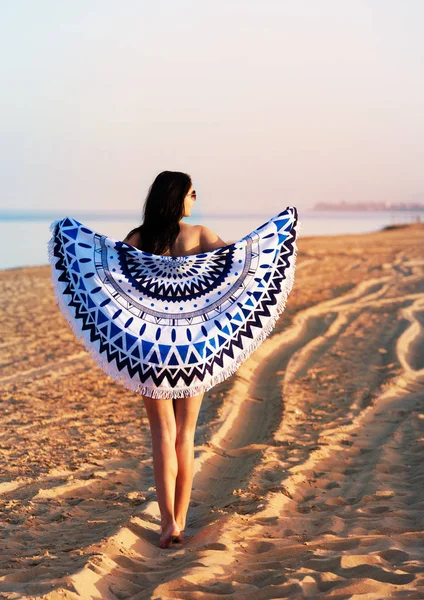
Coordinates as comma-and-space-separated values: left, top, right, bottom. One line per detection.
313, 201, 424, 212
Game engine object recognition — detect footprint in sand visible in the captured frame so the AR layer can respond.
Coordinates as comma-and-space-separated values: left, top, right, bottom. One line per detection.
358, 505, 391, 514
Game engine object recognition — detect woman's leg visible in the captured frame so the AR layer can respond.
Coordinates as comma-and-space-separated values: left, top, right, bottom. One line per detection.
142, 395, 180, 548
173, 392, 204, 534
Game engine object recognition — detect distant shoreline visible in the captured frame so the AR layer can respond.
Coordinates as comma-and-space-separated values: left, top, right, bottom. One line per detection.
2, 222, 423, 273
0, 211, 288, 222
313, 204, 424, 212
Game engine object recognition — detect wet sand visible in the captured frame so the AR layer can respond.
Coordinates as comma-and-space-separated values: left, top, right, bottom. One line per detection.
1, 223, 424, 599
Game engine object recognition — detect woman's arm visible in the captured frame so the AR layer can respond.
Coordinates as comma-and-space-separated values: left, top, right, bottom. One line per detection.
199, 225, 227, 252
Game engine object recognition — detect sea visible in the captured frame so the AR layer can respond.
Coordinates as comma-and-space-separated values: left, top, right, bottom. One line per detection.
1, 209, 422, 271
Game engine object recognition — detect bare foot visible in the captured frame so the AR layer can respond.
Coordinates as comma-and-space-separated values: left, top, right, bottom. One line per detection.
159, 523, 181, 549
173, 520, 185, 543
172, 530, 184, 543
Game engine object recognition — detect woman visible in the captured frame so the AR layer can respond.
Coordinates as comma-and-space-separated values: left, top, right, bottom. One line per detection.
48, 172, 298, 550
123, 170, 227, 549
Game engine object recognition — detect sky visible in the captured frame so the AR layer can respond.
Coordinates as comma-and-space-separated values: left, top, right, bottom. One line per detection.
1, 0, 423, 216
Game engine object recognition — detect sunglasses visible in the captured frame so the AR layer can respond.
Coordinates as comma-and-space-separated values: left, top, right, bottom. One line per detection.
187, 190, 197, 199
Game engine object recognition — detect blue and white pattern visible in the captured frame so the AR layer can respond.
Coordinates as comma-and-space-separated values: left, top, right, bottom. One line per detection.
47, 207, 299, 398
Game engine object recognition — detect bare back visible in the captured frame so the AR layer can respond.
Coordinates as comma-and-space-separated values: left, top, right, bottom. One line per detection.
123, 222, 226, 256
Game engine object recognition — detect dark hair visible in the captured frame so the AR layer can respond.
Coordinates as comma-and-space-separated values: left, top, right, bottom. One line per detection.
125, 171, 192, 255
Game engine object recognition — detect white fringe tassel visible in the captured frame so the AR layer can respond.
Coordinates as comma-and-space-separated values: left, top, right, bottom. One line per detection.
47, 217, 300, 400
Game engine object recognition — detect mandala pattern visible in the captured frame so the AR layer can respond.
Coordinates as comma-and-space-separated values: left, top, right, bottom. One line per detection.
47, 207, 299, 398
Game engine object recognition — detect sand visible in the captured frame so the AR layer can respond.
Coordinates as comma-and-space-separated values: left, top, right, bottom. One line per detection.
0, 223, 423, 599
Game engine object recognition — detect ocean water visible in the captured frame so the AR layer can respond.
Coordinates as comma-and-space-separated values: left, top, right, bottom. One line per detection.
1, 209, 422, 271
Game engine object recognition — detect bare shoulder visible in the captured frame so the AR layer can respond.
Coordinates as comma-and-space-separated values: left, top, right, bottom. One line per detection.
179, 221, 201, 240
179, 221, 199, 232
198, 224, 227, 252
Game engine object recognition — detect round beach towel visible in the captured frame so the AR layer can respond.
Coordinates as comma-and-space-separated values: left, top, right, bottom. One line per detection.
47, 206, 299, 398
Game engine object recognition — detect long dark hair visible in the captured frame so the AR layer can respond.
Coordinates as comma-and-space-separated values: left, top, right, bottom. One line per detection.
125, 171, 192, 255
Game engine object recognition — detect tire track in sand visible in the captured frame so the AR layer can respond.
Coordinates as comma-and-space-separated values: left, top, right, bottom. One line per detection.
53, 266, 415, 599
0, 352, 88, 387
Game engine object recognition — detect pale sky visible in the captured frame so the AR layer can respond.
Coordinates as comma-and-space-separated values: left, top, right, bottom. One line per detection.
1, 0, 423, 215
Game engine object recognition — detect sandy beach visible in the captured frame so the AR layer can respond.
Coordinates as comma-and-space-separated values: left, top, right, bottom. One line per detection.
1, 222, 424, 599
